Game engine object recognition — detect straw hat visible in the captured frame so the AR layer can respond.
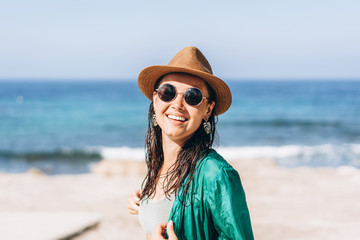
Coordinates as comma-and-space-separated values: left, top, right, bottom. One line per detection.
137, 46, 232, 115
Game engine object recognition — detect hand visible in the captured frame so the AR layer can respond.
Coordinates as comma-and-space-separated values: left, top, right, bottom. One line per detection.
151, 220, 178, 240
127, 189, 141, 215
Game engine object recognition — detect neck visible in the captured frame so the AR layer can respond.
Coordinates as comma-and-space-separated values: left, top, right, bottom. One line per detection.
161, 134, 186, 173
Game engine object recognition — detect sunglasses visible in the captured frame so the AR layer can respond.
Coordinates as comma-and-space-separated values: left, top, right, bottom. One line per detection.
155, 84, 209, 106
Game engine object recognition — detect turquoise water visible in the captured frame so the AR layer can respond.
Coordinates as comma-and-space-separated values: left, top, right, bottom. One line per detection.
1, 80, 359, 174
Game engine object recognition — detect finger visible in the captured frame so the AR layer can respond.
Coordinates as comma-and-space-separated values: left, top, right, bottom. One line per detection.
127, 197, 134, 207
127, 205, 139, 214
151, 223, 167, 240
127, 203, 138, 214
131, 190, 141, 204
128, 210, 138, 215
166, 220, 178, 240
129, 198, 140, 209
127, 206, 138, 214
127, 199, 139, 213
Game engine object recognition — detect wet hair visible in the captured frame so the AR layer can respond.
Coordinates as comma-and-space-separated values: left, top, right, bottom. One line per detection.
140, 73, 218, 200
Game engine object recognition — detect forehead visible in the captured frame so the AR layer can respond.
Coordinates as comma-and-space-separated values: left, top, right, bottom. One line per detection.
158, 73, 208, 91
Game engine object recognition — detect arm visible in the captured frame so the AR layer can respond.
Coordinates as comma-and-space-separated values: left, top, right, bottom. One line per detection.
207, 168, 254, 240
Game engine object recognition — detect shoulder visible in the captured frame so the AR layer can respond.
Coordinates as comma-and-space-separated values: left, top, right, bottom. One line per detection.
198, 149, 236, 173
194, 150, 247, 203
196, 149, 240, 182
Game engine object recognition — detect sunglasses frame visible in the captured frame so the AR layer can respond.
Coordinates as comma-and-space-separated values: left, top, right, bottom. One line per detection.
155, 83, 210, 106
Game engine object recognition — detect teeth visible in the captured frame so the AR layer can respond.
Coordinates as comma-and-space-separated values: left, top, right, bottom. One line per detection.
167, 115, 186, 122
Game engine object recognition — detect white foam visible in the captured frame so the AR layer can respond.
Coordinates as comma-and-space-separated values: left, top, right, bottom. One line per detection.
350, 144, 360, 154
216, 145, 302, 160
89, 146, 145, 161
87, 144, 360, 167
217, 144, 360, 161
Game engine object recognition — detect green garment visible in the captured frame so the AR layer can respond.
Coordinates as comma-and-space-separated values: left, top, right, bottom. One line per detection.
168, 150, 254, 240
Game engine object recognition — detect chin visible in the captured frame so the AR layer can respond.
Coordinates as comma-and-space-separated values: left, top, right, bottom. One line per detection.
167, 131, 195, 142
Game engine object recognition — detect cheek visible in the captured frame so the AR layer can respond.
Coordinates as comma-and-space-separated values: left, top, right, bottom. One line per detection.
154, 99, 169, 115
189, 109, 205, 125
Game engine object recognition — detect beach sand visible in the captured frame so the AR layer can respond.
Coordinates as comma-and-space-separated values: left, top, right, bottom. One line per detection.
1, 158, 360, 240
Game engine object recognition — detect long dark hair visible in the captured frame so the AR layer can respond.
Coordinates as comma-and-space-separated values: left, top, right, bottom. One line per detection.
140, 78, 218, 200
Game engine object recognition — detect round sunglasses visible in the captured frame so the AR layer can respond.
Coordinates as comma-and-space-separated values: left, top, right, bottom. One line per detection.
155, 84, 209, 106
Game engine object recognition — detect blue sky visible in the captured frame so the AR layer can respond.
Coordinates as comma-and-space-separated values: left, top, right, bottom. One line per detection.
0, 0, 359, 80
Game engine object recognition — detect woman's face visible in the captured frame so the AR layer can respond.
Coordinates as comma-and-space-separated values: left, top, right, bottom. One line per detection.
153, 73, 215, 145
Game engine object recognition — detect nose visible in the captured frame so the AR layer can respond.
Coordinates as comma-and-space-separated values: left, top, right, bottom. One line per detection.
171, 92, 185, 109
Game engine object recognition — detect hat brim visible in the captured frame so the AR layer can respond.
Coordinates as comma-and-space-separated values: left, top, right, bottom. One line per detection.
138, 65, 232, 116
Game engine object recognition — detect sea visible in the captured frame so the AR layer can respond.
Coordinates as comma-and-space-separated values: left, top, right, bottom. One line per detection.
1, 80, 359, 174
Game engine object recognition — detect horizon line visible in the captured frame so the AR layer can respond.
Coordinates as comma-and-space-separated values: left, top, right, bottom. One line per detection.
0, 77, 360, 82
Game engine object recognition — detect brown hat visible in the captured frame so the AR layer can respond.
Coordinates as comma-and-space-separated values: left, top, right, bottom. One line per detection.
137, 46, 232, 115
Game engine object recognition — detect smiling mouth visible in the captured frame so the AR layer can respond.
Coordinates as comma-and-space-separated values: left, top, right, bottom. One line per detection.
167, 114, 187, 122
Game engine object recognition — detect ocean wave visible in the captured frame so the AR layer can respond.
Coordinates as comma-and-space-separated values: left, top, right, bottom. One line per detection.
94, 146, 145, 161
217, 144, 360, 167
94, 144, 360, 168
1, 144, 359, 168
0, 147, 145, 162
221, 119, 348, 127
0, 149, 102, 161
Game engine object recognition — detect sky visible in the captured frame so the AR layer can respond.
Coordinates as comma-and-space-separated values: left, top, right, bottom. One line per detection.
0, 0, 359, 80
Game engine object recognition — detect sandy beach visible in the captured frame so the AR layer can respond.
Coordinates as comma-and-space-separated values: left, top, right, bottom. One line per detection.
1, 157, 360, 240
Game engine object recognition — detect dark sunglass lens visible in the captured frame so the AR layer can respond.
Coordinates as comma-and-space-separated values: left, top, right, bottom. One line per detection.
185, 88, 203, 106
157, 84, 176, 102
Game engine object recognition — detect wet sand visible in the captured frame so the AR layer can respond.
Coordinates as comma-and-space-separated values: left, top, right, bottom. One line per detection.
1, 158, 360, 240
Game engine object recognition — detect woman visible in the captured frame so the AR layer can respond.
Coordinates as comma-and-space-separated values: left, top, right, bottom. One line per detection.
128, 46, 254, 240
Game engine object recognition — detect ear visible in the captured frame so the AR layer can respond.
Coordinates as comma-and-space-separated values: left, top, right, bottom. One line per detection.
204, 101, 215, 120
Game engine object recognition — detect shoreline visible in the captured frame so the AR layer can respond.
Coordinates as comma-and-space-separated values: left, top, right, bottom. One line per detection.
2, 144, 359, 176
1, 158, 360, 239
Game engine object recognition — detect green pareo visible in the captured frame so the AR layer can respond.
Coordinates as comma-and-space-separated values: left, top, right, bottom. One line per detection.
169, 150, 254, 240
